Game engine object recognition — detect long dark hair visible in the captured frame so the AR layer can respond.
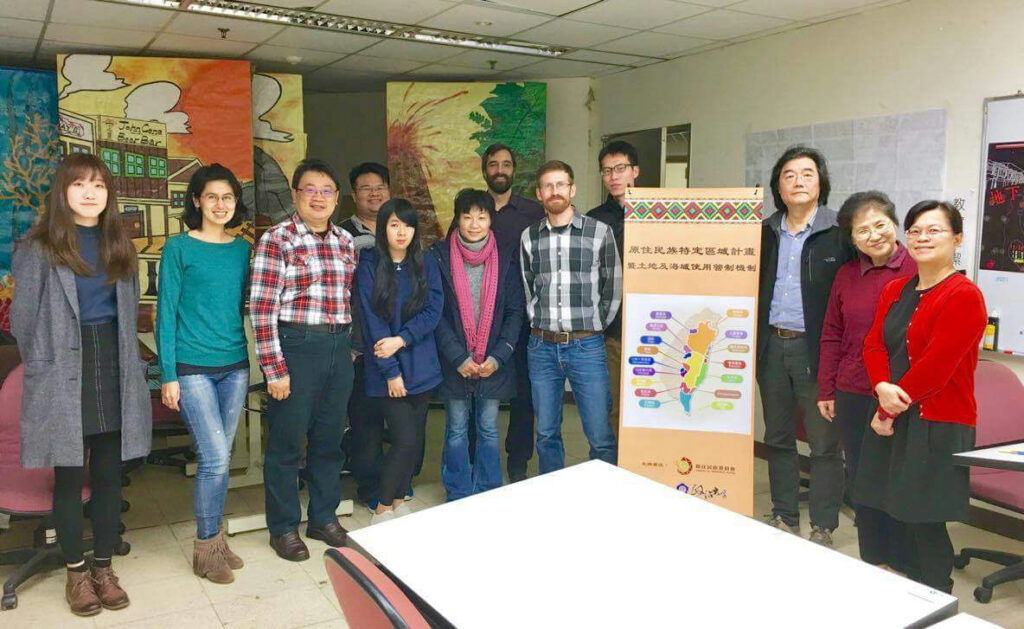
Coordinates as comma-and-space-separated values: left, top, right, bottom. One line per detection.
28, 153, 136, 281
371, 198, 427, 321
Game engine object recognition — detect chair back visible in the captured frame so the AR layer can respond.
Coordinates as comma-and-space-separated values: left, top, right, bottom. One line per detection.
0, 363, 25, 465
323, 547, 430, 629
974, 360, 1024, 447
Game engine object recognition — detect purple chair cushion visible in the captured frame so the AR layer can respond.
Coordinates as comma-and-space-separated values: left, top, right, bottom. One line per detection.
971, 470, 1024, 511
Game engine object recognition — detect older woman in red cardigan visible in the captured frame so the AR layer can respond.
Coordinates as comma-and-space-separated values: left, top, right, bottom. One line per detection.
856, 200, 986, 594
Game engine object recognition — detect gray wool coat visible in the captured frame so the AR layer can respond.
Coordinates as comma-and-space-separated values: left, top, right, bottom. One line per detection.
11, 240, 153, 468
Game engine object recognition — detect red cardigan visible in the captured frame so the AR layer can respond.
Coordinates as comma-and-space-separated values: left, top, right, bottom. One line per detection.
862, 273, 986, 426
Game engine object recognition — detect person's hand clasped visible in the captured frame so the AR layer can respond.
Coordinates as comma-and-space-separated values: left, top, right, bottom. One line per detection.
161, 381, 180, 411
387, 375, 407, 398
375, 336, 405, 359
817, 399, 835, 422
268, 375, 291, 401
875, 381, 911, 415
870, 411, 895, 437
476, 357, 499, 378
457, 358, 479, 379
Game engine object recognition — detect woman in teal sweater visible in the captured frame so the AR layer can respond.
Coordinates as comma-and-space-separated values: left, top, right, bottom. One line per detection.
156, 164, 250, 584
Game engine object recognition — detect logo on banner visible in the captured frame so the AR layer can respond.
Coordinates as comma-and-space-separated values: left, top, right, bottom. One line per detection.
676, 457, 693, 475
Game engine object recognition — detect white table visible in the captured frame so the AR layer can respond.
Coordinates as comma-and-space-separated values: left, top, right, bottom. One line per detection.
349, 460, 957, 628
931, 613, 1003, 627
953, 440, 1024, 472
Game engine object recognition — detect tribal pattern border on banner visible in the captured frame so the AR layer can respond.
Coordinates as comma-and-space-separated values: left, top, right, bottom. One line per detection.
626, 199, 763, 223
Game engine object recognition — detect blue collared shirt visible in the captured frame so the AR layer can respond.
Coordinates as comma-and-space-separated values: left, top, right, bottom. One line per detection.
768, 210, 817, 331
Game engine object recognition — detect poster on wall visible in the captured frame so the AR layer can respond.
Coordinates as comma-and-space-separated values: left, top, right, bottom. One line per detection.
0, 67, 59, 335
250, 72, 306, 233
56, 54, 254, 311
386, 81, 546, 246
618, 188, 762, 517
979, 142, 1024, 273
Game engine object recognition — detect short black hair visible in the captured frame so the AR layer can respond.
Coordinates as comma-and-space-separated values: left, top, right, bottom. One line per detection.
536, 160, 574, 185
482, 143, 517, 172
448, 188, 496, 236
837, 190, 898, 237
770, 145, 830, 212
183, 163, 245, 230
348, 162, 390, 189
598, 140, 638, 168
291, 158, 340, 191
903, 200, 963, 234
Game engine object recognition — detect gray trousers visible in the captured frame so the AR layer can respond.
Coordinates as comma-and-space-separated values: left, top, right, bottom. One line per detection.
757, 334, 843, 530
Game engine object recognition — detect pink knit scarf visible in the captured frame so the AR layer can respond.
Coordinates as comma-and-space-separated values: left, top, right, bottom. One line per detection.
449, 232, 499, 364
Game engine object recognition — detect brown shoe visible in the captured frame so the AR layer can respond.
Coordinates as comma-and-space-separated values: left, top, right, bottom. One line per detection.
194, 534, 234, 584
305, 520, 348, 547
65, 568, 102, 617
219, 531, 244, 570
269, 530, 309, 562
90, 565, 130, 610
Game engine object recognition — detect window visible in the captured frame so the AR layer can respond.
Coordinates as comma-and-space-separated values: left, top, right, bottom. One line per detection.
101, 147, 121, 175
171, 191, 185, 208
71, 144, 90, 154
125, 152, 145, 178
148, 156, 167, 178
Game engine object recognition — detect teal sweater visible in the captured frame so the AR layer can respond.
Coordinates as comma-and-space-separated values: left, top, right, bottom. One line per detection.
156, 233, 250, 382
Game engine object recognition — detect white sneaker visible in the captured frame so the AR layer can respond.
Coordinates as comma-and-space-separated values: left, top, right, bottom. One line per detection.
369, 510, 396, 525
393, 503, 413, 517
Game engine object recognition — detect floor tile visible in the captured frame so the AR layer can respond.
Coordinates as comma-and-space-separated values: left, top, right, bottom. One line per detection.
92, 575, 208, 627
104, 604, 222, 628
214, 583, 341, 628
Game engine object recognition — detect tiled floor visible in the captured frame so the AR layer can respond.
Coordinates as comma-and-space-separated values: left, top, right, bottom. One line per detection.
2, 407, 1023, 628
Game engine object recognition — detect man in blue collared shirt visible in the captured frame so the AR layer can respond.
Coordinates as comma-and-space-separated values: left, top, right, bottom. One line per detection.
756, 146, 853, 547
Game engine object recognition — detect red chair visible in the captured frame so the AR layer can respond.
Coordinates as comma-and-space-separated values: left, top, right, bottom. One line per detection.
324, 547, 430, 629
953, 360, 1024, 603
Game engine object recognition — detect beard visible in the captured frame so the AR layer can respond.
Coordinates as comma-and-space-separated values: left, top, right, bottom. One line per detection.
486, 172, 513, 194
543, 196, 570, 215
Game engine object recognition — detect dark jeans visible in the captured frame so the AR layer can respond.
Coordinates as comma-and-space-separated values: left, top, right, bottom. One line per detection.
264, 327, 353, 536
757, 334, 843, 530
345, 356, 385, 504
54, 431, 122, 563
904, 521, 955, 594
505, 324, 535, 474
377, 391, 431, 506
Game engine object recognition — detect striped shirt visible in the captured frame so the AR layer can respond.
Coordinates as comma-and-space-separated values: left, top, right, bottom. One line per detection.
250, 214, 356, 382
520, 210, 621, 333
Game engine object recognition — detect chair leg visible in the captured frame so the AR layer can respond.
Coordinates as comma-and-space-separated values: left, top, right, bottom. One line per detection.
956, 547, 1022, 567
1, 545, 62, 611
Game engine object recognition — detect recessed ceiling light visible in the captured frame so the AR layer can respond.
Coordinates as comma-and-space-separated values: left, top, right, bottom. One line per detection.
475, 20, 493, 27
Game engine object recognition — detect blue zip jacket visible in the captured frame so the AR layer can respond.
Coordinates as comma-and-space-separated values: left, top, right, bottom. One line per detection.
355, 248, 444, 397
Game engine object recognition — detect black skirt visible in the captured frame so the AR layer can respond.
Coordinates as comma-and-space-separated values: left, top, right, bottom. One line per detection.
81, 320, 122, 437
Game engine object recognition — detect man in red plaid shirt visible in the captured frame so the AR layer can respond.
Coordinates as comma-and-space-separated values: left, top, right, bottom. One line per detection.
250, 159, 357, 561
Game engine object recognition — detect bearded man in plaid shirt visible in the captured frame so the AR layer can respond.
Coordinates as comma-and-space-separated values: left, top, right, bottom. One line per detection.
250, 159, 357, 561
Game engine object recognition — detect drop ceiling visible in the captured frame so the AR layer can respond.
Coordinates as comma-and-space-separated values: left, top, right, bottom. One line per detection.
0, 0, 906, 92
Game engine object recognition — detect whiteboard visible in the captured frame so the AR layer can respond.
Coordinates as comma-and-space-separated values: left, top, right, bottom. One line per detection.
975, 95, 1024, 356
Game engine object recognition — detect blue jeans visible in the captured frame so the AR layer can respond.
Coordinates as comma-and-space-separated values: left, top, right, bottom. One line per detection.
178, 367, 249, 539
527, 333, 617, 474
442, 397, 502, 501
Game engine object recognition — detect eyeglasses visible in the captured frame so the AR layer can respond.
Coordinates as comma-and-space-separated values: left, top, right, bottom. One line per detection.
600, 163, 633, 178
201, 193, 236, 205
906, 226, 951, 239
539, 181, 572, 193
781, 171, 818, 183
355, 185, 388, 195
853, 222, 894, 241
296, 186, 338, 198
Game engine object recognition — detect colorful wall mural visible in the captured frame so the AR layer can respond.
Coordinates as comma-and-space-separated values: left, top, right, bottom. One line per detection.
249, 72, 305, 237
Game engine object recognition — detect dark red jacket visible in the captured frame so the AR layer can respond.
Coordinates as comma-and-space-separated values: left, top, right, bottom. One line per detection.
863, 273, 986, 426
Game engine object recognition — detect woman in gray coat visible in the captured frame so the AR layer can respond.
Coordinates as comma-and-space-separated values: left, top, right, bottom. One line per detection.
11, 153, 152, 617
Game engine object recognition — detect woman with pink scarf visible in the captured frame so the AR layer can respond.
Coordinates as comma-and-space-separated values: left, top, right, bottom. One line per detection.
433, 189, 525, 500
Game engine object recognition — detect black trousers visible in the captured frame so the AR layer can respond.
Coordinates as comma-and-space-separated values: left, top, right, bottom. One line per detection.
345, 356, 385, 504
505, 325, 534, 474
377, 392, 431, 506
903, 521, 955, 593
53, 431, 122, 564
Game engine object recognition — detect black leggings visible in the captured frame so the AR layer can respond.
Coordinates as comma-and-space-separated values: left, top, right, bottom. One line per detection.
53, 431, 122, 564
377, 392, 431, 506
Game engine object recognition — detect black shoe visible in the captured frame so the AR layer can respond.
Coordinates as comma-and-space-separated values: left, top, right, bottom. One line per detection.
269, 530, 309, 562
306, 520, 348, 547
508, 467, 527, 483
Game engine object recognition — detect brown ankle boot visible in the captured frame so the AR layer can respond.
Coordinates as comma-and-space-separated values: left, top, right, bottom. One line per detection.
194, 534, 234, 584
89, 565, 130, 610
218, 531, 244, 570
66, 568, 102, 616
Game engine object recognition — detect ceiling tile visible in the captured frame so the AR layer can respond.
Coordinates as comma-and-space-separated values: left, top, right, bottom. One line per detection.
686, 0, 746, 6
0, 35, 39, 56
569, 0, 709, 30
0, 0, 51, 20
518, 57, 612, 78
420, 4, 551, 37
513, 18, 636, 48
404, 64, 499, 79
45, 23, 156, 48
265, 26, 378, 54
0, 17, 44, 40
147, 33, 256, 57
729, 0, 873, 20
357, 38, 462, 63
50, 0, 174, 31
478, 0, 602, 16
656, 9, 792, 39
443, 49, 544, 71
316, 0, 457, 25
598, 31, 710, 57
561, 49, 652, 66
246, 44, 345, 68
331, 55, 425, 74
162, 13, 286, 44
38, 39, 141, 59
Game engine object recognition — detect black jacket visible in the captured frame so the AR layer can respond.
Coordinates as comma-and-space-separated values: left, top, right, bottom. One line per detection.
588, 194, 625, 338
431, 239, 524, 400
757, 207, 853, 377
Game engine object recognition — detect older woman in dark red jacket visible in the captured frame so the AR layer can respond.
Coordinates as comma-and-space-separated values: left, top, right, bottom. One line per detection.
856, 200, 986, 594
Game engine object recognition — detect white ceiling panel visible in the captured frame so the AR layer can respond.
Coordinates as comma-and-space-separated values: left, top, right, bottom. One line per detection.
686, 0, 747, 6
729, 0, 874, 20
246, 44, 345, 68
357, 39, 462, 63
331, 55, 425, 74
598, 30, 710, 57
265, 26, 378, 54
478, 0, 602, 16
0, 17, 45, 40
656, 9, 791, 39
443, 49, 544, 71
162, 13, 285, 44
561, 49, 653, 66
513, 18, 636, 48
569, 0, 709, 30
147, 33, 256, 57
39, 40, 141, 59
519, 57, 611, 78
0, 0, 51, 21
0, 35, 40, 56
316, 0, 457, 25
45, 23, 156, 48
405, 64, 499, 78
420, 4, 551, 37
50, 0, 174, 31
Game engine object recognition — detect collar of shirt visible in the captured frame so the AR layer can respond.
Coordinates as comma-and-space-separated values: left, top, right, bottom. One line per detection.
781, 207, 818, 237
858, 241, 908, 275
345, 216, 374, 236
540, 209, 583, 232
292, 212, 345, 241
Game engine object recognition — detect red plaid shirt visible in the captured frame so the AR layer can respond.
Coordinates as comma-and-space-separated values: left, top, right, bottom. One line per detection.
250, 215, 356, 382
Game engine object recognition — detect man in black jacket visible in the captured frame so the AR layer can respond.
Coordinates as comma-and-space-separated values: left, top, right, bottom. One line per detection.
757, 146, 852, 547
